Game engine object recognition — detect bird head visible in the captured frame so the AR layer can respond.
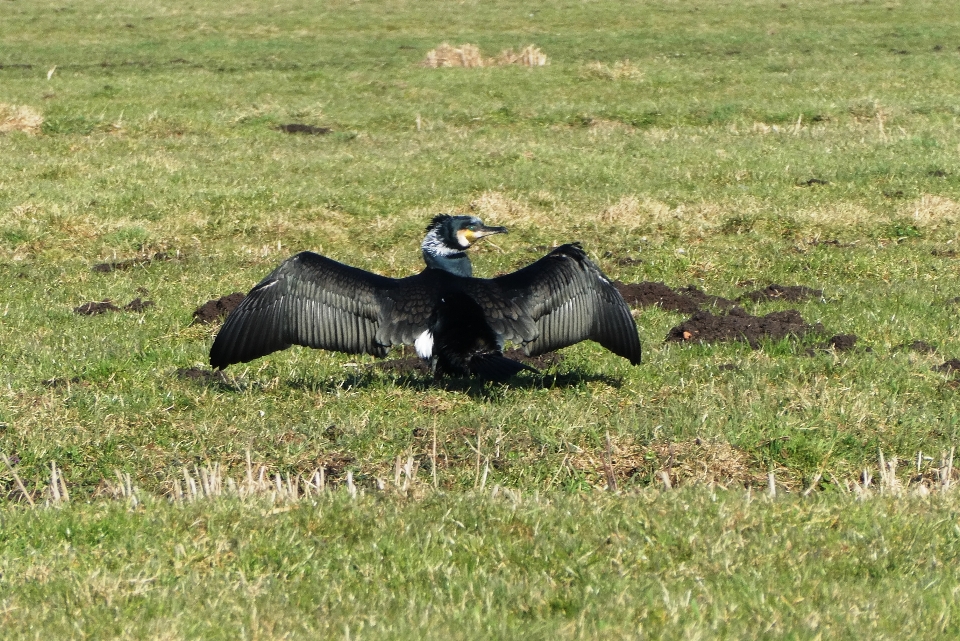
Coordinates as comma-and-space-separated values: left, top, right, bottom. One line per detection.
424, 214, 508, 253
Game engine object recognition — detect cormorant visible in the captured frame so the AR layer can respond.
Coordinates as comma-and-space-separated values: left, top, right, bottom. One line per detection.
209, 214, 641, 379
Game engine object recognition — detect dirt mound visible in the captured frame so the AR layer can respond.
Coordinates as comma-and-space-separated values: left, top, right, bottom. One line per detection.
935, 360, 960, 374
806, 334, 864, 354
74, 300, 121, 315
192, 293, 245, 324
822, 334, 858, 351
896, 340, 936, 353
739, 283, 823, 303
666, 307, 823, 347
614, 281, 735, 314
74, 298, 155, 315
123, 298, 155, 312
92, 251, 174, 273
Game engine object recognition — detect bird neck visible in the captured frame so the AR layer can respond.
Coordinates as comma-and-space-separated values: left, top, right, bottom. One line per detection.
421, 229, 473, 277
422, 249, 473, 277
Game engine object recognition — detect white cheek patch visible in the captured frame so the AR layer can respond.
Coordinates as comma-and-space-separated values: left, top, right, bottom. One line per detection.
456, 229, 471, 248
422, 230, 459, 256
415, 330, 434, 360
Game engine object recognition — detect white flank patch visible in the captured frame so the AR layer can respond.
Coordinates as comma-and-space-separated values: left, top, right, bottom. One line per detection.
415, 330, 434, 359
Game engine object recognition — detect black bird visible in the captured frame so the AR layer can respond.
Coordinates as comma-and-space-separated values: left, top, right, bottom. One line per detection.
209, 214, 641, 379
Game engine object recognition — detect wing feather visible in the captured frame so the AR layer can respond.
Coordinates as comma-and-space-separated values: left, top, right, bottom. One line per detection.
479, 244, 641, 364
210, 251, 431, 369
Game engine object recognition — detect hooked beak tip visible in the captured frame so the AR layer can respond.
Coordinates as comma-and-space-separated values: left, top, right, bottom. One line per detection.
479, 225, 508, 237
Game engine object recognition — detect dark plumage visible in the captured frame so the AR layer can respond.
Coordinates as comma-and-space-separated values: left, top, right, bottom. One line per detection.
209, 215, 641, 379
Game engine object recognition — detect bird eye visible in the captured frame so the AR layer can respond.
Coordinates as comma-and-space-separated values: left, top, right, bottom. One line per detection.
467, 224, 476, 231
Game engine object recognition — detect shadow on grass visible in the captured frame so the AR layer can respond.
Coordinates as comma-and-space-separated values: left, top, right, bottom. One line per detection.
179, 366, 623, 397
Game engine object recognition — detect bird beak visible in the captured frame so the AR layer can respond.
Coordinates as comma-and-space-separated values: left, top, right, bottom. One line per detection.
472, 224, 508, 241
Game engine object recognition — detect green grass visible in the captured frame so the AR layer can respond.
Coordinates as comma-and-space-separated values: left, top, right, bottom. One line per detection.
4, 491, 960, 639
3, 0, 960, 636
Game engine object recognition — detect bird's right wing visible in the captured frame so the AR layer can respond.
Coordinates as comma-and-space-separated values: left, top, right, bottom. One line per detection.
480, 243, 642, 364
209, 251, 421, 369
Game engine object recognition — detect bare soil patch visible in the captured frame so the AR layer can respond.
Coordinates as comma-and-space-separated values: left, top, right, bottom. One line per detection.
614, 281, 735, 314
935, 359, 960, 374
192, 293, 245, 324
665, 307, 824, 347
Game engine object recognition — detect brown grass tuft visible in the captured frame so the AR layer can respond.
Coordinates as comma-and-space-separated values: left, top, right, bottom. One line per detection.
495, 45, 548, 67
424, 43, 547, 68
0, 103, 43, 134
582, 59, 644, 80
423, 43, 486, 68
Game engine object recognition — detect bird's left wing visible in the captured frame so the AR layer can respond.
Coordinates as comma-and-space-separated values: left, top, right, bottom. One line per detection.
476, 243, 642, 364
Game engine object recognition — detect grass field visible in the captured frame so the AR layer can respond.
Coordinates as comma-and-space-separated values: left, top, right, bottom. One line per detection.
3, 0, 960, 637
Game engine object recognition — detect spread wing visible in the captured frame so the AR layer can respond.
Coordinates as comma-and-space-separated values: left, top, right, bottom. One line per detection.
475, 244, 642, 364
209, 252, 433, 369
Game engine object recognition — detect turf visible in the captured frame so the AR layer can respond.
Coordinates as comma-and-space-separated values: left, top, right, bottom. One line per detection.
3, 0, 960, 637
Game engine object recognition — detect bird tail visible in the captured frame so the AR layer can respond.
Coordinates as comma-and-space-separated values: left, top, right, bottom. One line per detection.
469, 352, 539, 381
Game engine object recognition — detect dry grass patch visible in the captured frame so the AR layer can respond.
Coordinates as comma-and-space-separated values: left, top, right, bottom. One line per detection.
423, 43, 547, 68
600, 195, 728, 234
495, 45, 548, 67
468, 190, 557, 228
587, 118, 638, 137
904, 195, 960, 230
0, 103, 43, 134
582, 59, 645, 81
424, 43, 485, 68
567, 437, 778, 490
